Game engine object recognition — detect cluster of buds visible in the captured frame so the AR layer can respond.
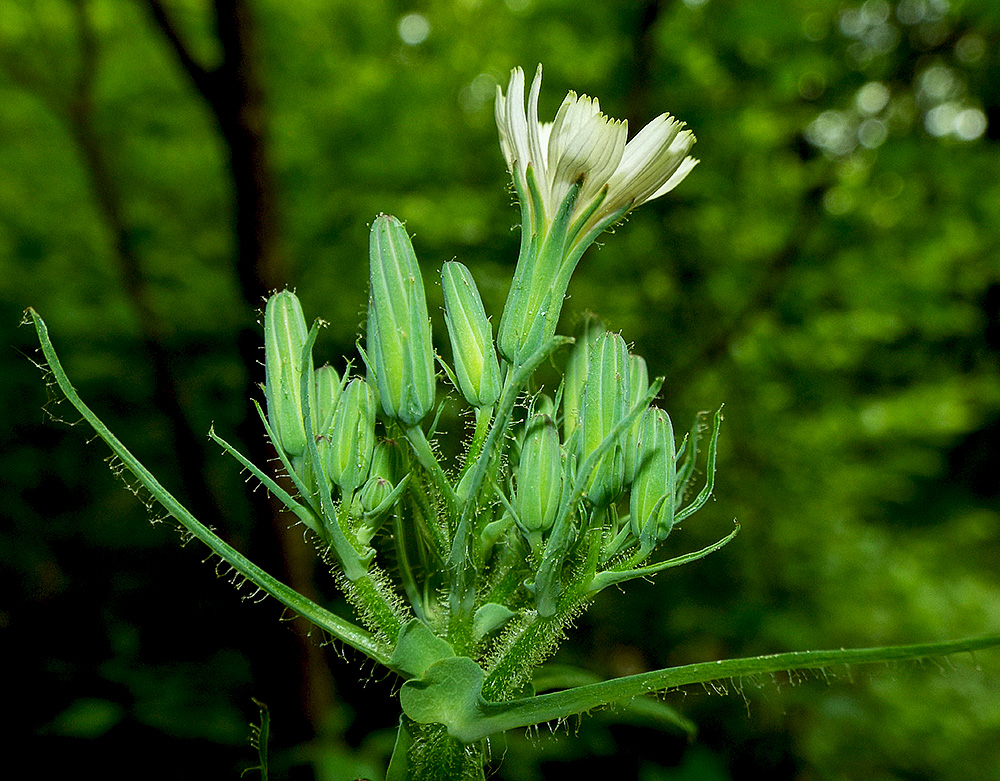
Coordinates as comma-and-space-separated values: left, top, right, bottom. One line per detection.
257, 65, 722, 655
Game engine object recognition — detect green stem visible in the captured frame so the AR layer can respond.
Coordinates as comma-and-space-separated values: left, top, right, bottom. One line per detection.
465, 632, 1000, 743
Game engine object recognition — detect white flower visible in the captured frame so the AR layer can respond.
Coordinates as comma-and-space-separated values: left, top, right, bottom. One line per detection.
495, 64, 697, 240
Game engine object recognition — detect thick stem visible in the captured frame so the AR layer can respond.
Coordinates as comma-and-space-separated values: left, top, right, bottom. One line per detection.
401, 720, 486, 781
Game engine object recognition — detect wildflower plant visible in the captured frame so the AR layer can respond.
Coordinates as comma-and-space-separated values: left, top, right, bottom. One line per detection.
26, 65, 1000, 780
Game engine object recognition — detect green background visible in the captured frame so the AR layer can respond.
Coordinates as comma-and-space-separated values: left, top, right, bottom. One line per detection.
4, 0, 999, 778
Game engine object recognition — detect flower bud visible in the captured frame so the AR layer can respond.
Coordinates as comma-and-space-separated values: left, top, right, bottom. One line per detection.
264, 290, 314, 457
328, 378, 377, 495
579, 332, 629, 507
515, 414, 563, 536
561, 319, 603, 441
629, 407, 677, 543
622, 354, 649, 484
441, 261, 501, 408
367, 215, 436, 426
313, 364, 343, 435
359, 474, 393, 516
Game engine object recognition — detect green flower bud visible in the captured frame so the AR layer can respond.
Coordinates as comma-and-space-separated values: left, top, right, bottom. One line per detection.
264, 290, 314, 457
367, 214, 436, 426
561, 319, 604, 441
313, 364, 343, 435
304, 365, 344, 491
623, 354, 649, 484
368, 439, 403, 485
328, 378, 377, 495
629, 407, 677, 543
359, 475, 393, 515
441, 261, 501, 408
515, 414, 563, 537
579, 331, 629, 507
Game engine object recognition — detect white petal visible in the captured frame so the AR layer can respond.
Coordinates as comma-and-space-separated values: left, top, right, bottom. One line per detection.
607, 115, 682, 198
502, 67, 531, 183
526, 65, 549, 197
646, 155, 698, 200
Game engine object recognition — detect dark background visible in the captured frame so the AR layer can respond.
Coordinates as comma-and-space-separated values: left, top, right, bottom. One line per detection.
4, 0, 1000, 778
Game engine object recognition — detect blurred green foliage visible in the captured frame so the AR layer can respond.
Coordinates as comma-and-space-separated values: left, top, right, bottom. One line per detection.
4, 0, 1000, 778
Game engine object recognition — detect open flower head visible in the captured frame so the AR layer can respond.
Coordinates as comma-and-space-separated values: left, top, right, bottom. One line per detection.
495, 64, 697, 240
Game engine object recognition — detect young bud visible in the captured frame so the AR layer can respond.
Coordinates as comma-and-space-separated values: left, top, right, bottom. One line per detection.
623, 354, 649, 484
328, 378, 377, 496
441, 261, 501, 408
264, 290, 313, 457
629, 407, 677, 543
579, 332, 629, 507
561, 319, 604, 441
313, 364, 343, 435
367, 215, 436, 426
515, 414, 563, 537
359, 475, 393, 516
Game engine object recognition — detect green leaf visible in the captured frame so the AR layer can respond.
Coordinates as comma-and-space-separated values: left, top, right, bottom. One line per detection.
532, 664, 696, 737
27, 308, 392, 668
401, 630, 1000, 743
399, 656, 486, 737
391, 619, 456, 679
589, 523, 740, 593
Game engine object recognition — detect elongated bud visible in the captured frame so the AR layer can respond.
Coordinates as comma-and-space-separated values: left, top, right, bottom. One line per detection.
562, 319, 604, 441
515, 414, 563, 537
313, 364, 343, 435
579, 332, 629, 507
328, 378, 377, 495
441, 261, 501, 408
629, 407, 677, 543
264, 290, 313, 457
623, 354, 649, 484
367, 215, 436, 426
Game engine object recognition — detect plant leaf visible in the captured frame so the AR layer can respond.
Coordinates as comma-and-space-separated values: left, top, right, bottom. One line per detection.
27, 308, 392, 668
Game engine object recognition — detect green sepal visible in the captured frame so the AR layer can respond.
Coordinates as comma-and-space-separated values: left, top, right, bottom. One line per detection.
622, 354, 649, 484
578, 332, 630, 507
630, 407, 677, 548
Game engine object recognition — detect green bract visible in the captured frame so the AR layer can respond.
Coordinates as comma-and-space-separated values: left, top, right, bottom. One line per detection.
367, 214, 436, 426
